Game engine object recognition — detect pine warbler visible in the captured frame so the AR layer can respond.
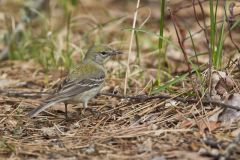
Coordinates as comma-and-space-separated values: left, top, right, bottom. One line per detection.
28, 45, 122, 118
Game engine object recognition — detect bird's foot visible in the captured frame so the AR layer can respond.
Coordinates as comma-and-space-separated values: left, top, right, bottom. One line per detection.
64, 112, 69, 120
90, 109, 101, 118
65, 116, 71, 122
81, 108, 101, 118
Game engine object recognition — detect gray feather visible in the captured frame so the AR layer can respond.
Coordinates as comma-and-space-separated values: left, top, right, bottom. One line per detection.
28, 98, 67, 118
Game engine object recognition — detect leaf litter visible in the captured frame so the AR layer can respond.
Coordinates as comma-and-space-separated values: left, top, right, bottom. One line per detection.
0, 0, 240, 159
0, 59, 240, 160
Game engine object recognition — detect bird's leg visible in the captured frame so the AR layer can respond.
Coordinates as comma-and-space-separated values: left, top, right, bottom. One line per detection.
81, 101, 88, 115
64, 103, 69, 120
75, 103, 86, 118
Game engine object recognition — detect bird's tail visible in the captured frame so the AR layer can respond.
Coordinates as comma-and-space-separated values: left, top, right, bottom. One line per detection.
28, 98, 66, 118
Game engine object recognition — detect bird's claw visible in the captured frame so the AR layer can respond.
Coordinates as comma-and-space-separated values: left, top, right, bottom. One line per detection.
81, 108, 101, 118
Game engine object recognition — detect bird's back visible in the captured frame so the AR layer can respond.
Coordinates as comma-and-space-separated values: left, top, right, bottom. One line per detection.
69, 61, 105, 81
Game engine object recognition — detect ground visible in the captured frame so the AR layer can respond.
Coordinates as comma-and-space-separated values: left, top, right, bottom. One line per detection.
0, 0, 240, 160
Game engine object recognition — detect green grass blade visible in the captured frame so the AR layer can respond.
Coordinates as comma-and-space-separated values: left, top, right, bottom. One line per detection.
151, 73, 188, 94
209, 0, 217, 66
158, 0, 165, 50
215, 6, 226, 69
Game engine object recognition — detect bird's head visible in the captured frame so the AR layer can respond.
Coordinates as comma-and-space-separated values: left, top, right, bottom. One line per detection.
84, 45, 122, 65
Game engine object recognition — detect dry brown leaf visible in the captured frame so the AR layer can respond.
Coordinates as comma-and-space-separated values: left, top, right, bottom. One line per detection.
210, 71, 235, 101
197, 119, 221, 135
179, 119, 193, 128
219, 93, 240, 127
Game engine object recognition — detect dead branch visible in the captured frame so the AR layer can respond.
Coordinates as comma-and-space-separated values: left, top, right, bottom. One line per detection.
101, 92, 240, 111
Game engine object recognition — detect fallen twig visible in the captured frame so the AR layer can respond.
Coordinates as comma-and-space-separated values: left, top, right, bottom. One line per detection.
0, 89, 49, 98
101, 92, 240, 111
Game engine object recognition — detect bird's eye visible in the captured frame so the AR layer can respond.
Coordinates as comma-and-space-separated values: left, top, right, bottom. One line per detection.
100, 51, 107, 55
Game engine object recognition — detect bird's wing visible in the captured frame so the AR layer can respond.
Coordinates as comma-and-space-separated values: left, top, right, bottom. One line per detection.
44, 69, 105, 103
58, 75, 104, 97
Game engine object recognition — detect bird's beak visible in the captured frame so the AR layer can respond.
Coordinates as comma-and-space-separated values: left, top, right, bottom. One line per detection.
109, 50, 123, 56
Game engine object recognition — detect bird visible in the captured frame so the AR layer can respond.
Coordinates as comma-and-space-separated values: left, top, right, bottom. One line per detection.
28, 45, 122, 119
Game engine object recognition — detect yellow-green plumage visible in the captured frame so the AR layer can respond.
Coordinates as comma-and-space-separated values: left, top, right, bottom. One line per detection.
69, 61, 105, 81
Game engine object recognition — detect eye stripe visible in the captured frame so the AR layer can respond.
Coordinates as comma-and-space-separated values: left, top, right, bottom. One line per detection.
100, 51, 107, 55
